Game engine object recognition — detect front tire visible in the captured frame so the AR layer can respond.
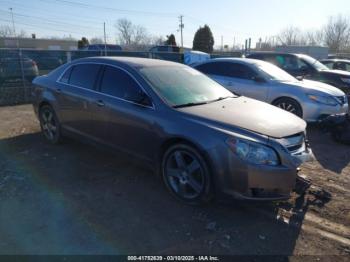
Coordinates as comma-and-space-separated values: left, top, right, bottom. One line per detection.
273, 97, 303, 118
39, 105, 62, 144
161, 143, 213, 205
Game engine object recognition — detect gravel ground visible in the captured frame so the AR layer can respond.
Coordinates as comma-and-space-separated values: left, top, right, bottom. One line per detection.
0, 104, 349, 261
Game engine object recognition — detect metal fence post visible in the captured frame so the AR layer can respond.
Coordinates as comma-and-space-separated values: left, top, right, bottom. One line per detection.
18, 48, 27, 102
66, 51, 71, 63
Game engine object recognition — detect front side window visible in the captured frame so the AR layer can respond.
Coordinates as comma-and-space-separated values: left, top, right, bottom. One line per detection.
225, 63, 257, 80
69, 64, 101, 89
100, 66, 145, 103
255, 61, 297, 82
59, 67, 72, 84
299, 55, 328, 71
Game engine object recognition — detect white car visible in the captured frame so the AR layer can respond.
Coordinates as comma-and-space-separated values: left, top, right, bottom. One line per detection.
194, 58, 348, 122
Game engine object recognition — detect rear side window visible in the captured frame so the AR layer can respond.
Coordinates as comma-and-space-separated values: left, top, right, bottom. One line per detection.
195, 63, 218, 74
100, 66, 143, 102
322, 61, 334, 69
225, 63, 256, 79
196, 62, 256, 80
69, 64, 101, 89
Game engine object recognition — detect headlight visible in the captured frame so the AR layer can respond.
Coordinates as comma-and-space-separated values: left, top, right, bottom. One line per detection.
341, 78, 350, 84
226, 138, 280, 166
307, 94, 338, 106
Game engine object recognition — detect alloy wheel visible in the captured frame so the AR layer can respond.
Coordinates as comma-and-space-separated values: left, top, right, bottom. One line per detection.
165, 150, 205, 200
40, 108, 58, 141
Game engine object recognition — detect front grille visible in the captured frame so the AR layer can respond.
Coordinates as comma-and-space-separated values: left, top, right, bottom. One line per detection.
277, 133, 305, 153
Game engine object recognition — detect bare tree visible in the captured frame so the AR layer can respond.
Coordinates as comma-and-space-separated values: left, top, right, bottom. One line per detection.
133, 25, 149, 45
323, 15, 350, 52
0, 25, 14, 37
0, 25, 27, 38
90, 37, 104, 44
115, 18, 134, 46
115, 18, 154, 49
277, 26, 306, 45
304, 30, 324, 45
150, 35, 165, 46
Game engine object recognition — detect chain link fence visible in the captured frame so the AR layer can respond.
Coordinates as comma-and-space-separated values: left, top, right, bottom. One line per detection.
0, 49, 185, 106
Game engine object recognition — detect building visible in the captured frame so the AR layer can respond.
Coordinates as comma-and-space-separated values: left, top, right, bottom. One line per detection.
0, 37, 77, 50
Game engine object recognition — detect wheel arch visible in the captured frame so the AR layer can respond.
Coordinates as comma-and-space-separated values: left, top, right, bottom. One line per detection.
158, 137, 215, 181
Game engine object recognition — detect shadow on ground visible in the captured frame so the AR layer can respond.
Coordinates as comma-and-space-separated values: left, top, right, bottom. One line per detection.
307, 126, 350, 174
0, 132, 331, 257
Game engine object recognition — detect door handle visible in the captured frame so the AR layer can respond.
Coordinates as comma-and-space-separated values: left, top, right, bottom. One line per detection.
55, 88, 61, 94
96, 100, 105, 107
227, 82, 234, 86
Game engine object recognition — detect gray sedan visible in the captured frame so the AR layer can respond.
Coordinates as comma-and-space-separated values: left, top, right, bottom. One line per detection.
32, 57, 313, 204
194, 58, 348, 122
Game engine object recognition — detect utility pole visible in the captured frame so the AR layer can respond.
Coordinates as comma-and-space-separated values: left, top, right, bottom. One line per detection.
179, 15, 184, 48
103, 22, 107, 56
9, 7, 19, 48
221, 35, 223, 51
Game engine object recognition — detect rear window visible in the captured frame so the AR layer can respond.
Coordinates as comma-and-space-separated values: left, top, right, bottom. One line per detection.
69, 64, 101, 89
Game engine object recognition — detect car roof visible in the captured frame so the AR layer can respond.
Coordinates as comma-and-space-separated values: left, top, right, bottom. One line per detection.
248, 52, 301, 57
70, 56, 183, 68
195, 57, 271, 67
321, 59, 350, 63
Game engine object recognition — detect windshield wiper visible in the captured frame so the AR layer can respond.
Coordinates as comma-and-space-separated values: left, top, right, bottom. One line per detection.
173, 101, 209, 108
209, 96, 236, 102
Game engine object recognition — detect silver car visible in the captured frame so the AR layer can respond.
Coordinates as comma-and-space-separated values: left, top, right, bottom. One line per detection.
32, 57, 313, 204
194, 58, 349, 122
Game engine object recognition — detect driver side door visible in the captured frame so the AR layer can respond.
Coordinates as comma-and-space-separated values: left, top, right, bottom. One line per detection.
96, 65, 158, 161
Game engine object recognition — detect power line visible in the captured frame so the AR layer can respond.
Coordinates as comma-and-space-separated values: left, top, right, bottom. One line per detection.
0, 9, 103, 32
40, 0, 179, 17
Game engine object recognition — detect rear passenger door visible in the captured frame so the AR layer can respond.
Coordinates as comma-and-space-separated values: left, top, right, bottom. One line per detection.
56, 63, 102, 137
221, 62, 269, 101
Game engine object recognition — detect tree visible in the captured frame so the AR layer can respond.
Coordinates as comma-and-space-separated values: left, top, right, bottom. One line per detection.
90, 37, 104, 44
78, 37, 89, 49
192, 25, 214, 53
0, 25, 27, 38
116, 18, 133, 45
164, 34, 176, 46
0, 25, 14, 37
277, 26, 306, 45
323, 15, 350, 52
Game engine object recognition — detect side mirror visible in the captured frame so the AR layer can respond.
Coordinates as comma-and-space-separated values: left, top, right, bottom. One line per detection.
252, 75, 266, 83
300, 66, 310, 76
133, 90, 152, 107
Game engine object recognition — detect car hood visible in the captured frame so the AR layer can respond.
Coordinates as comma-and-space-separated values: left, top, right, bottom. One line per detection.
178, 96, 306, 138
320, 69, 350, 78
286, 79, 345, 96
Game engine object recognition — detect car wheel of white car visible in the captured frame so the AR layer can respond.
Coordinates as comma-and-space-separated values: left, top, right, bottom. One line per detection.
273, 98, 303, 118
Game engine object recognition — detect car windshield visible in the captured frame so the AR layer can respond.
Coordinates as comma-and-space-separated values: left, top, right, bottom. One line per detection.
300, 55, 329, 71
255, 62, 297, 82
139, 66, 235, 107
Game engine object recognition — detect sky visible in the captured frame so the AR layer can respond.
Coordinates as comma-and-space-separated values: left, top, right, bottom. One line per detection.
0, 0, 349, 48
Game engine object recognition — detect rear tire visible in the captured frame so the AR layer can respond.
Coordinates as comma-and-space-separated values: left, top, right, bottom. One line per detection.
273, 97, 303, 118
39, 105, 63, 144
161, 143, 213, 205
